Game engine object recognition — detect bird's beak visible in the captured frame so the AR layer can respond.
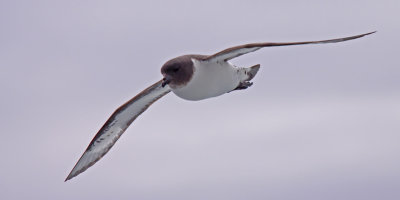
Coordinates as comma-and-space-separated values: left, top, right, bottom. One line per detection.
162, 76, 171, 87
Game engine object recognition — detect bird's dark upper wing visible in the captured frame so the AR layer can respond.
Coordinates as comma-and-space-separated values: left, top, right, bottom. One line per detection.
203, 32, 376, 62
65, 80, 171, 181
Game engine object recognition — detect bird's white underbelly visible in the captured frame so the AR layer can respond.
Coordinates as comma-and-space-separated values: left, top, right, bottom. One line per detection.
172, 59, 241, 101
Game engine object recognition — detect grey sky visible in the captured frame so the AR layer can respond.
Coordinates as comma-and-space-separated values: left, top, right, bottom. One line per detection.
1, 0, 399, 199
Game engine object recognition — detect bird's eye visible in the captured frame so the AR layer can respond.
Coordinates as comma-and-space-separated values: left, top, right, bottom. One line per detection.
173, 68, 179, 72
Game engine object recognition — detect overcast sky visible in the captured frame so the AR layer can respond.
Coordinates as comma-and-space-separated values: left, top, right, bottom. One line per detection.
1, 0, 399, 199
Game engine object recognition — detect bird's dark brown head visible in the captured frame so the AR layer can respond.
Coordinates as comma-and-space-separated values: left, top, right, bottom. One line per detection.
161, 55, 197, 88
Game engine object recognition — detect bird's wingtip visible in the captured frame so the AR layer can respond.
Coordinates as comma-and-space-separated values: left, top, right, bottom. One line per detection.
64, 175, 72, 182
64, 170, 78, 182
365, 31, 377, 36
348, 31, 376, 41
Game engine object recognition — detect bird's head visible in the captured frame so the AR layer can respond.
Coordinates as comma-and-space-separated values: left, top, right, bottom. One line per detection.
161, 56, 195, 88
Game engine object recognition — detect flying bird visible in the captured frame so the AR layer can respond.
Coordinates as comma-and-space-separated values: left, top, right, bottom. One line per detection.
65, 31, 375, 181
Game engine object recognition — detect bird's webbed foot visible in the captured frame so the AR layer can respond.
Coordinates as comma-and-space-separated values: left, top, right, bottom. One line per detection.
230, 81, 253, 92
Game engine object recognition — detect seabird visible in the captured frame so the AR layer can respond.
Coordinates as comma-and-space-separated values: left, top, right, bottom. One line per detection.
65, 31, 375, 181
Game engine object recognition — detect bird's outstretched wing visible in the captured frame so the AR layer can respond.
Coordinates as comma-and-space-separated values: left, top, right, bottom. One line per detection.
204, 31, 376, 62
65, 80, 171, 181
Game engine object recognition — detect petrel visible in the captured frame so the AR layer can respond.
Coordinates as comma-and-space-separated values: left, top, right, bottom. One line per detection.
65, 32, 375, 181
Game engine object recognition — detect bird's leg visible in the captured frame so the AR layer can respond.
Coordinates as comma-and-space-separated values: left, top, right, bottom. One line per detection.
231, 81, 253, 91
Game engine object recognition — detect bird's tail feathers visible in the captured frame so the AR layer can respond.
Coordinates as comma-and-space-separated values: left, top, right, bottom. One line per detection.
244, 64, 260, 81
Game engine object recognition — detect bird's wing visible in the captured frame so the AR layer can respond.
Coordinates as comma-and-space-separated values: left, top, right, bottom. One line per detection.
203, 32, 376, 62
65, 80, 171, 181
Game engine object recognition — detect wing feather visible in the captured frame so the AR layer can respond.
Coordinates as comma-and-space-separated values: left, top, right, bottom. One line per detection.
204, 31, 376, 62
65, 80, 171, 181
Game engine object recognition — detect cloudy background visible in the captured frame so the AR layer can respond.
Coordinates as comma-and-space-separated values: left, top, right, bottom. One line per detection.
1, 0, 399, 199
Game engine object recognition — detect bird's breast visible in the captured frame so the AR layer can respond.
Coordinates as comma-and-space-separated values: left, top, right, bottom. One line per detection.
171, 59, 240, 101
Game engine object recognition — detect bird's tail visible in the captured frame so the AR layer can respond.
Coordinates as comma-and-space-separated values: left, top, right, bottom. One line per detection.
244, 64, 260, 81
